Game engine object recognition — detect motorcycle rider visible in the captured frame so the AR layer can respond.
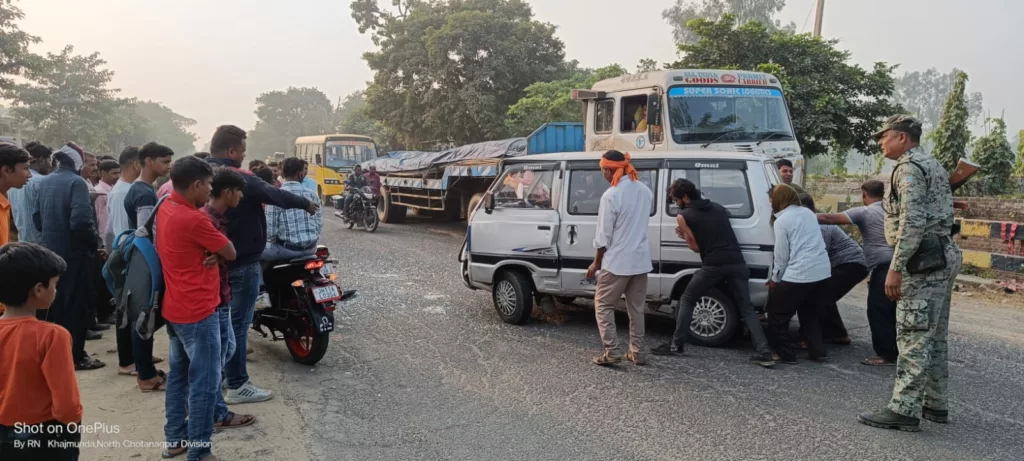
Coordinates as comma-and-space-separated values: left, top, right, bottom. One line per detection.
341, 165, 369, 219
263, 157, 323, 261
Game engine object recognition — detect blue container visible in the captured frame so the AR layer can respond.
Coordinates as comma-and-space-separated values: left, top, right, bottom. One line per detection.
527, 122, 585, 155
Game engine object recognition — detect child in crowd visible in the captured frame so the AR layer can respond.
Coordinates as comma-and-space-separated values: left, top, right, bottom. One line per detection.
203, 168, 256, 431
157, 157, 236, 461
0, 242, 82, 461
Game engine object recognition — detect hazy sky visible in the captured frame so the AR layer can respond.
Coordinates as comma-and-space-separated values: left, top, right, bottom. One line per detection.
18, 0, 1021, 150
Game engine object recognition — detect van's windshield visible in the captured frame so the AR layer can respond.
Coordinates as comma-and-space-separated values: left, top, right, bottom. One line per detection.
667, 86, 795, 145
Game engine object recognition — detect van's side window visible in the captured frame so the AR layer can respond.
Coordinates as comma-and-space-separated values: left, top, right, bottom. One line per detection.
568, 169, 658, 216
667, 169, 753, 218
621, 95, 649, 132
494, 167, 556, 210
595, 100, 614, 134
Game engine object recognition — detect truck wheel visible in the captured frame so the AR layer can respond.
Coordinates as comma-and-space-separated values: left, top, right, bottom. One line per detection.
378, 190, 406, 223
493, 270, 534, 325
684, 287, 738, 347
466, 193, 485, 221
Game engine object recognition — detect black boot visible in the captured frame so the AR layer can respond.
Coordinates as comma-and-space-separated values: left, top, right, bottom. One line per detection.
922, 407, 948, 424
857, 408, 920, 432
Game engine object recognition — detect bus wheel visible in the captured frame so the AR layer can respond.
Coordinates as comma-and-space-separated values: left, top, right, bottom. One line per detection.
378, 189, 406, 224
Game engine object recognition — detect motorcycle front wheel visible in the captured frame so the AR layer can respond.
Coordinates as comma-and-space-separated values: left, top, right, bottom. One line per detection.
363, 206, 379, 232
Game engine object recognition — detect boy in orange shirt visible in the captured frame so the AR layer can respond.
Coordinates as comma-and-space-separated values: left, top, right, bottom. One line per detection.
0, 242, 82, 461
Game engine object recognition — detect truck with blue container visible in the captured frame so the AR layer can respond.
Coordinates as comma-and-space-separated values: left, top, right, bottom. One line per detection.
365, 122, 585, 223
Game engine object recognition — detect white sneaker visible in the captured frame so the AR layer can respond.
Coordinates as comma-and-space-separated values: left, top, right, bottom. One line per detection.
255, 292, 271, 310
225, 381, 273, 404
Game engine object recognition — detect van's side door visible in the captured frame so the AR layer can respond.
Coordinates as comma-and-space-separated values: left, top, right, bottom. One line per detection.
468, 162, 562, 290
558, 159, 662, 297
660, 160, 768, 298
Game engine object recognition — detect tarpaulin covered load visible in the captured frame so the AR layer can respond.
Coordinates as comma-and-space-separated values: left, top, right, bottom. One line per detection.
362, 138, 527, 174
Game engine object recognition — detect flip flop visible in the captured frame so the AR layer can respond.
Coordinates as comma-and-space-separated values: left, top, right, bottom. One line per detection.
861, 356, 897, 366
152, 356, 165, 364
162, 447, 186, 459
214, 411, 256, 429
139, 370, 168, 393
117, 366, 138, 376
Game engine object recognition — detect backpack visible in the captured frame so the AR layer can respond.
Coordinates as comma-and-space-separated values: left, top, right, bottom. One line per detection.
102, 197, 166, 340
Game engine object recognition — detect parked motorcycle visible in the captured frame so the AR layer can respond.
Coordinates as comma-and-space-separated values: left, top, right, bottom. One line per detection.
253, 245, 355, 365
335, 186, 379, 232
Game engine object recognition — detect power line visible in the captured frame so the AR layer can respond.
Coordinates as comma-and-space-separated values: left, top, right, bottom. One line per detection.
800, 0, 816, 33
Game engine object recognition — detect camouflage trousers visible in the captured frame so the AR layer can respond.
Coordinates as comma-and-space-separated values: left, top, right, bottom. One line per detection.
888, 243, 962, 418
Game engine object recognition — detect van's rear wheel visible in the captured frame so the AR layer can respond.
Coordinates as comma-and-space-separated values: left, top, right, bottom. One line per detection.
378, 189, 406, 223
685, 287, 738, 347
493, 271, 534, 325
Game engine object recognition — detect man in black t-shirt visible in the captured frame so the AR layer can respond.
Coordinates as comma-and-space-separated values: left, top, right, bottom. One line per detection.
651, 178, 775, 368
124, 142, 173, 230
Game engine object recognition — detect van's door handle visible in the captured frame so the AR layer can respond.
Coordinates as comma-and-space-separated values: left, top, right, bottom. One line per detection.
537, 225, 551, 230
567, 225, 578, 245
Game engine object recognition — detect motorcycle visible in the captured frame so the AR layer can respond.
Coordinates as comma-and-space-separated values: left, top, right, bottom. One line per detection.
253, 245, 355, 365
335, 186, 379, 233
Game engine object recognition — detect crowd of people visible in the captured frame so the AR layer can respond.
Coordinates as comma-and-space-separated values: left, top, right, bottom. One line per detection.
587, 116, 960, 432
0, 125, 322, 461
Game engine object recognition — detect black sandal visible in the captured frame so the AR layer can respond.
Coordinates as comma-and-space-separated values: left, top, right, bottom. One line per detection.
75, 356, 106, 371
214, 411, 256, 429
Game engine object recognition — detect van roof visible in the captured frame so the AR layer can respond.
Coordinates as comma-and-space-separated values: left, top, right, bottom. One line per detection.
508, 150, 766, 163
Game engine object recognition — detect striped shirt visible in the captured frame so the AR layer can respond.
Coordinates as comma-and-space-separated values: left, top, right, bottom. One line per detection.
265, 180, 322, 249
819, 224, 866, 268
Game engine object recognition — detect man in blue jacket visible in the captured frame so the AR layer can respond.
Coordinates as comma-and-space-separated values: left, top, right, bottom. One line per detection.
33, 142, 105, 370
206, 125, 317, 404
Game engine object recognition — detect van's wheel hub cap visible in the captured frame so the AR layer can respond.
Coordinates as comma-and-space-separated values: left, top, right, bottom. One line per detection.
496, 281, 517, 316
690, 297, 726, 338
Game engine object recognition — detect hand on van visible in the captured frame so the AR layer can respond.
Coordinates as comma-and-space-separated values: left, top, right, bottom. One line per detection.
586, 262, 600, 280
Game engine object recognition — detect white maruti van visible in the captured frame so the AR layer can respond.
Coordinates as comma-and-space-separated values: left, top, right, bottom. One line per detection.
460, 150, 784, 347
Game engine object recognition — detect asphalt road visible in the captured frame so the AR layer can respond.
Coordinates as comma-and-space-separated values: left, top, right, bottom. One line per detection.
268, 214, 1024, 461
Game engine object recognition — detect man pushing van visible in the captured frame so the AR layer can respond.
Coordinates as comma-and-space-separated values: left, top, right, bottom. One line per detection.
586, 150, 653, 367
651, 179, 776, 368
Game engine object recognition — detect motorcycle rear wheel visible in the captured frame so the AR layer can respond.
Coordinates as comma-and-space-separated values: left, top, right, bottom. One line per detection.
286, 331, 330, 366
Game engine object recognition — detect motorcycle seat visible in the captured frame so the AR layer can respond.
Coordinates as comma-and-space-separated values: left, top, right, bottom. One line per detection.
268, 254, 320, 269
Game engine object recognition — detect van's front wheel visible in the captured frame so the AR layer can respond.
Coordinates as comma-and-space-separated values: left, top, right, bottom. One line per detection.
493, 271, 534, 325
685, 287, 738, 347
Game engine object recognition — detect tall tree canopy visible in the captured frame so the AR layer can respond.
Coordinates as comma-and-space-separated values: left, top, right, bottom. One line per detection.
247, 87, 334, 157
133, 101, 198, 156
671, 15, 901, 157
351, 0, 565, 148
4, 45, 125, 151
0, 0, 39, 90
894, 68, 984, 133
504, 64, 626, 137
1015, 130, 1024, 178
663, 0, 793, 44
334, 90, 391, 150
971, 118, 1014, 195
929, 70, 971, 173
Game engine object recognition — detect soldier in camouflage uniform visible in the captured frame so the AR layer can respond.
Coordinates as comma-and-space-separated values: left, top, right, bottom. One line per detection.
858, 115, 962, 432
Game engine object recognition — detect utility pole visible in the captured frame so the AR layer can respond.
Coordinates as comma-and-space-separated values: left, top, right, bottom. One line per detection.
813, 0, 825, 37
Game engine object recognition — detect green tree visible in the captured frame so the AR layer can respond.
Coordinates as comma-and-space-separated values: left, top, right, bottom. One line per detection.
352, 0, 566, 147
4, 45, 124, 151
894, 68, 984, 134
929, 70, 971, 173
971, 118, 1014, 194
663, 0, 793, 44
247, 87, 335, 157
1015, 130, 1024, 178
334, 90, 391, 150
504, 64, 626, 137
0, 0, 39, 90
636, 58, 659, 73
133, 101, 198, 156
670, 15, 901, 157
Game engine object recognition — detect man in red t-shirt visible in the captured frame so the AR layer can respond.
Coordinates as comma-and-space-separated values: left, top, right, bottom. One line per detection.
155, 157, 236, 461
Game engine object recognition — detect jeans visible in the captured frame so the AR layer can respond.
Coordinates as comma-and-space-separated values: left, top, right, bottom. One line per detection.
764, 279, 829, 362
213, 307, 235, 423
164, 313, 221, 461
867, 262, 899, 361
224, 262, 260, 390
343, 192, 358, 215
671, 263, 771, 356
260, 243, 314, 262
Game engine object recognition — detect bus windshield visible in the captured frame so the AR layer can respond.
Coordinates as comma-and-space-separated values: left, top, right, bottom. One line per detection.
667, 86, 795, 145
325, 141, 376, 169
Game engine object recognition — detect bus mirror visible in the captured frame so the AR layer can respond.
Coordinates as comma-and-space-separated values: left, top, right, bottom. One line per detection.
648, 93, 663, 143
315, 154, 322, 164
484, 192, 495, 214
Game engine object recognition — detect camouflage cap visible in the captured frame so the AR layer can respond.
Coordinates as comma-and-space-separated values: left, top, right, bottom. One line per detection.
873, 114, 923, 140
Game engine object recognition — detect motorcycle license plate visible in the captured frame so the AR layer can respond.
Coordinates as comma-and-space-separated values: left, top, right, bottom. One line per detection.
320, 263, 334, 278
312, 285, 341, 303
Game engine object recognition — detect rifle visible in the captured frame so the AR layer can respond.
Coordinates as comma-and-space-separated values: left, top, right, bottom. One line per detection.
949, 159, 980, 235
